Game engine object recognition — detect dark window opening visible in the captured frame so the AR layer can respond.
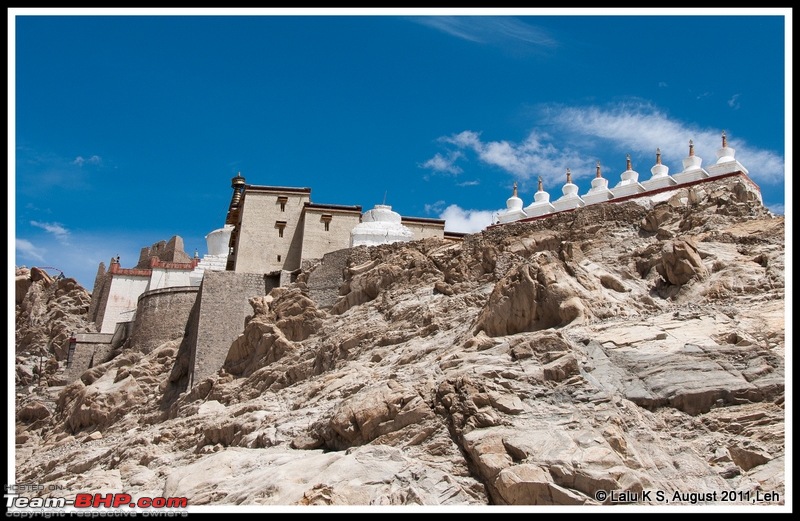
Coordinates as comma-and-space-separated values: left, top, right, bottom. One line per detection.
276, 220, 287, 238
321, 214, 333, 232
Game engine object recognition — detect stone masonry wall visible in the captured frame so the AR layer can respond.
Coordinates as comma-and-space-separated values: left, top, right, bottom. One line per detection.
190, 271, 277, 387
89, 272, 112, 332
306, 248, 351, 310
87, 262, 108, 328
126, 286, 200, 355
64, 333, 114, 382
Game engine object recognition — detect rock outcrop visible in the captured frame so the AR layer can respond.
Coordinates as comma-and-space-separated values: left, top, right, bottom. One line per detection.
14, 267, 95, 389
14, 176, 786, 508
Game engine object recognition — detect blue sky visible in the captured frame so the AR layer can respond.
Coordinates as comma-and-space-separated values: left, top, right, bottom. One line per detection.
10, 9, 791, 290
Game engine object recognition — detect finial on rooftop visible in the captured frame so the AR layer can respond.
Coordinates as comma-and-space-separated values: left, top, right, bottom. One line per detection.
722, 130, 727, 148
566, 168, 572, 184
537, 175, 543, 192
512, 181, 518, 197
595, 161, 601, 178
656, 148, 662, 164
226, 171, 247, 225
626, 153, 632, 171
689, 140, 695, 156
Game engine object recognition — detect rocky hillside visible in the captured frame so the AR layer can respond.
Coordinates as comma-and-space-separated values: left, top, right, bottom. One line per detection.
14, 176, 785, 507
14, 267, 95, 388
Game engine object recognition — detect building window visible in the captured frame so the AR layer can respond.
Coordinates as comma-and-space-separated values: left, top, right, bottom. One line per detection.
321, 214, 333, 232
276, 220, 287, 238
277, 254, 281, 262
277, 196, 288, 212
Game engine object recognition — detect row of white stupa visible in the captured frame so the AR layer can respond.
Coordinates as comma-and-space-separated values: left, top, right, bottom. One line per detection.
496, 133, 749, 224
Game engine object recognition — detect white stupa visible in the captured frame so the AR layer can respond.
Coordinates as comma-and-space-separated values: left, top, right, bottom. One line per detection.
673, 140, 709, 184
641, 148, 677, 191
350, 204, 414, 247
707, 131, 749, 177
552, 169, 585, 212
189, 224, 234, 286
523, 176, 556, 217
582, 161, 614, 205
497, 182, 528, 223
611, 154, 646, 198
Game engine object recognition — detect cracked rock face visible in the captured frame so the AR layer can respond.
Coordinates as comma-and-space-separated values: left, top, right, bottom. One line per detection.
15, 176, 785, 507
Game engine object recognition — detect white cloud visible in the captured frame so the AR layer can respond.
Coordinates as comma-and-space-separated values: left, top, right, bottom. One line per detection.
420, 151, 463, 174
440, 102, 785, 185
30, 220, 70, 244
443, 130, 482, 149
544, 102, 785, 185
658, 81, 668, 88
424, 200, 446, 215
429, 101, 784, 205
440, 204, 499, 233
728, 93, 741, 109
457, 180, 480, 187
439, 128, 590, 186
412, 16, 557, 49
72, 155, 102, 166
16, 238, 45, 262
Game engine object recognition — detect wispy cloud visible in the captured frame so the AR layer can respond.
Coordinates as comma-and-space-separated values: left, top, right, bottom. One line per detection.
429, 101, 785, 186
16, 146, 108, 195
728, 93, 741, 110
424, 200, 446, 215
412, 16, 557, 51
766, 203, 784, 215
457, 180, 480, 187
436, 129, 589, 187
16, 238, 46, 262
658, 81, 668, 88
25, 202, 51, 213
31, 220, 71, 244
440, 204, 499, 233
72, 155, 102, 166
543, 102, 785, 184
420, 151, 463, 175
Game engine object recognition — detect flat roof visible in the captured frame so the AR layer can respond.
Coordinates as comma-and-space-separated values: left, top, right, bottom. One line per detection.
245, 185, 311, 194
401, 216, 446, 225
304, 202, 362, 212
